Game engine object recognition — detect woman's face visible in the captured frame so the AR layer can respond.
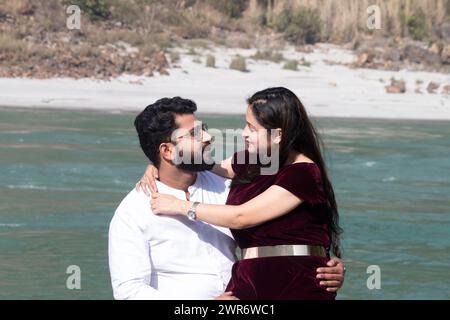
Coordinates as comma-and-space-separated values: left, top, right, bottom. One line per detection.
242, 105, 279, 155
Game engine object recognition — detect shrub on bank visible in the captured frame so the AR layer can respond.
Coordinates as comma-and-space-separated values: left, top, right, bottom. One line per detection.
206, 54, 216, 68
272, 6, 322, 45
229, 56, 247, 72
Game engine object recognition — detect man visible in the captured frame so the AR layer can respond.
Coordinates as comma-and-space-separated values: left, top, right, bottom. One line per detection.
108, 97, 345, 299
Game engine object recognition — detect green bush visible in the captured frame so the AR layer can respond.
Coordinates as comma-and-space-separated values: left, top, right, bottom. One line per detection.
251, 50, 284, 63
0, 33, 26, 54
170, 51, 180, 63
256, 0, 269, 9
407, 9, 428, 40
63, 0, 110, 21
272, 9, 291, 32
283, 60, 298, 71
206, 0, 249, 18
229, 56, 247, 72
273, 6, 322, 45
178, 11, 211, 39
187, 47, 197, 55
400, 8, 428, 40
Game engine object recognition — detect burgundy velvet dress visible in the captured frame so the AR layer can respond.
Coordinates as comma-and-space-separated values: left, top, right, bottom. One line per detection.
225, 152, 336, 300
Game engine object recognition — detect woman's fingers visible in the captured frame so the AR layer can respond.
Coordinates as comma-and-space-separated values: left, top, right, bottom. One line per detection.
151, 166, 159, 179
136, 180, 149, 196
148, 167, 159, 193
144, 182, 152, 196
150, 178, 158, 193
139, 177, 150, 196
140, 164, 158, 195
135, 176, 150, 196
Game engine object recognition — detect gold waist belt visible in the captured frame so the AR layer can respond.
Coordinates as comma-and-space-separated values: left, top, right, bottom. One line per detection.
241, 244, 327, 260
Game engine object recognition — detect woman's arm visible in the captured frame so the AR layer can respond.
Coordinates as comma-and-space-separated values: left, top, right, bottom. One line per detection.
151, 185, 303, 229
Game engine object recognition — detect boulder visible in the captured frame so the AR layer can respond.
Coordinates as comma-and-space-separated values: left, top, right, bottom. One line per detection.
439, 23, 450, 41
385, 79, 406, 94
428, 43, 442, 55
442, 84, 450, 95
427, 82, 440, 94
382, 48, 401, 62
152, 51, 169, 70
404, 44, 441, 65
357, 52, 370, 66
442, 45, 450, 64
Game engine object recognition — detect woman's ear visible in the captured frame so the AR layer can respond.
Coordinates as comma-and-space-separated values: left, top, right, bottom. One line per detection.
273, 128, 282, 144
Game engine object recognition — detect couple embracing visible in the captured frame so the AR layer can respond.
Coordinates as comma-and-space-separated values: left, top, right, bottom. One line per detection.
108, 87, 345, 300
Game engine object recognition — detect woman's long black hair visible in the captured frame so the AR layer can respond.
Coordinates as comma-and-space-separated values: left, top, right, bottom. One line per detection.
239, 87, 343, 258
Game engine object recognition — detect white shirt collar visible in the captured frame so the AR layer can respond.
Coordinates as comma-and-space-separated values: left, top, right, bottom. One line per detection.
155, 173, 202, 199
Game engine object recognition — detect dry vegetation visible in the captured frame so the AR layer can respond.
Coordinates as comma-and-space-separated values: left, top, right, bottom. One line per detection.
0, 0, 449, 78
249, 0, 450, 43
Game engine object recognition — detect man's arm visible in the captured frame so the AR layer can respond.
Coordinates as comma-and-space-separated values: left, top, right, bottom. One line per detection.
108, 208, 172, 300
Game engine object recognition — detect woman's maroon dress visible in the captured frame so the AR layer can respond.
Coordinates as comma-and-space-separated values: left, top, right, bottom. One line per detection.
225, 152, 336, 300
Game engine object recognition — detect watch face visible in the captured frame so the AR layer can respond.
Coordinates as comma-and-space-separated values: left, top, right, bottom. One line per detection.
187, 210, 196, 220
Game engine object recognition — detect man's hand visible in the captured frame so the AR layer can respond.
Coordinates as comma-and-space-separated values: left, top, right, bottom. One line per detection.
215, 292, 239, 300
316, 257, 345, 292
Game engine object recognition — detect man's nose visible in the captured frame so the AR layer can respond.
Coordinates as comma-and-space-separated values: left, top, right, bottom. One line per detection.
202, 130, 212, 143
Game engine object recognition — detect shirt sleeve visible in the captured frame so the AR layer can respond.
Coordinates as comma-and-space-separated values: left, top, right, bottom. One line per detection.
108, 207, 173, 300
273, 164, 325, 206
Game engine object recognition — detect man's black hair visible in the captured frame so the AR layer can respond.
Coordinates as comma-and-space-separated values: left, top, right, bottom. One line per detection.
134, 97, 197, 167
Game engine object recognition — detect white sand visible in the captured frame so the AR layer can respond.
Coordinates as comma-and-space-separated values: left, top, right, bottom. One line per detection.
1, 43, 449, 120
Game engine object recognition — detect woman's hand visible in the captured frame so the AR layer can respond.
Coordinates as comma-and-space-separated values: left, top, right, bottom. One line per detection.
150, 193, 190, 216
136, 163, 159, 196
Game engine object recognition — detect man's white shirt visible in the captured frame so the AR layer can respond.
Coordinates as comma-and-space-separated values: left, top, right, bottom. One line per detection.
108, 171, 236, 300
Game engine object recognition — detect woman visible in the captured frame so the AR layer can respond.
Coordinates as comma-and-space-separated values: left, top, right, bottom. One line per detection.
140, 87, 342, 300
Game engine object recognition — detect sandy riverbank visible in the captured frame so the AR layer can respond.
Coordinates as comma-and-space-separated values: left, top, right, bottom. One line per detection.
1, 44, 449, 120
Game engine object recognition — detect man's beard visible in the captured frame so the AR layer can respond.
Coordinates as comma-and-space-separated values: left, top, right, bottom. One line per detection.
175, 144, 215, 172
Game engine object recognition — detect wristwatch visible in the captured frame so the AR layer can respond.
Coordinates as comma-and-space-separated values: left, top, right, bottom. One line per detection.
187, 202, 200, 221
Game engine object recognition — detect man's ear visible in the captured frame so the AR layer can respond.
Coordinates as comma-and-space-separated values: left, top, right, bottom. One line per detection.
159, 142, 174, 162
273, 128, 282, 144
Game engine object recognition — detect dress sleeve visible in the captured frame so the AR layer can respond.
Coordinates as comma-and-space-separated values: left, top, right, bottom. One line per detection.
231, 150, 250, 177
273, 164, 326, 205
